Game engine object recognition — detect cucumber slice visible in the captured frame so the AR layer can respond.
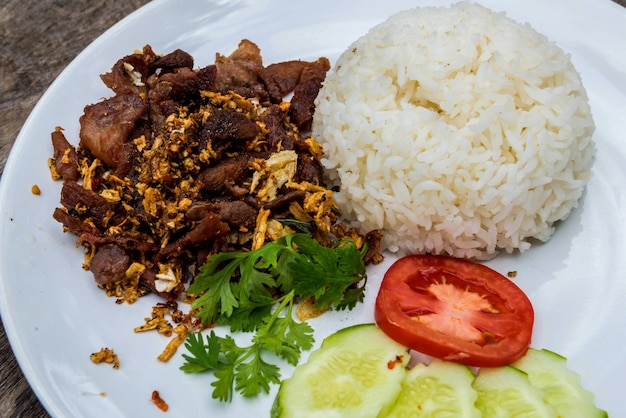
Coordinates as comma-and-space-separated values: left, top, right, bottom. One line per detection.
473, 366, 557, 417
382, 359, 481, 418
512, 348, 607, 417
270, 323, 410, 418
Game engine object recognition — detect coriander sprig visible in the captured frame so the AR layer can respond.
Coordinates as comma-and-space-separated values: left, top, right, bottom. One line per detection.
181, 291, 314, 402
181, 233, 368, 401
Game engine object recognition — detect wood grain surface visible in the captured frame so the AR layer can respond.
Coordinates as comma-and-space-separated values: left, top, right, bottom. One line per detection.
1, 0, 624, 416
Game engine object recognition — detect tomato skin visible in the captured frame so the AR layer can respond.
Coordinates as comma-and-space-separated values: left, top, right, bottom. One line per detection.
374, 254, 534, 368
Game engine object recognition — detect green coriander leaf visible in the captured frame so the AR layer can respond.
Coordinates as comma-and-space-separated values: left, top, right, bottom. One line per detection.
212, 363, 236, 402
180, 331, 220, 373
238, 256, 277, 297
335, 282, 367, 311
286, 235, 367, 310
272, 247, 303, 291
252, 291, 314, 365
189, 252, 247, 324
285, 320, 315, 352
217, 295, 275, 332
217, 334, 245, 365
234, 346, 281, 398
254, 316, 301, 365
250, 237, 290, 270
335, 239, 367, 276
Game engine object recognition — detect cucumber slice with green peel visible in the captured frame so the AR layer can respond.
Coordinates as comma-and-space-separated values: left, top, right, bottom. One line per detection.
473, 366, 557, 417
270, 323, 410, 418
382, 359, 481, 418
512, 348, 607, 417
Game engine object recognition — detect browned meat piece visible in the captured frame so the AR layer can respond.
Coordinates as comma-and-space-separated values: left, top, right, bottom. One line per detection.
363, 230, 383, 264
52, 207, 101, 237
147, 65, 216, 132
53, 207, 155, 253
151, 48, 194, 73
186, 200, 257, 230
100, 45, 157, 95
90, 244, 132, 285
224, 180, 249, 198
261, 189, 306, 210
261, 60, 322, 103
228, 39, 263, 64
159, 212, 229, 256
289, 80, 322, 129
200, 109, 259, 143
79, 94, 148, 167
294, 153, 324, 184
214, 39, 267, 99
214, 201, 257, 229
113, 142, 140, 179
289, 57, 330, 129
154, 66, 216, 102
51, 127, 79, 181
263, 104, 293, 150
185, 203, 215, 221
197, 155, 250, 194
59, 181, 114, 227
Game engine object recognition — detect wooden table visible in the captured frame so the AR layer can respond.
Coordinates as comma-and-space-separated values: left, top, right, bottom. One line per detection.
1, 0, 624, 416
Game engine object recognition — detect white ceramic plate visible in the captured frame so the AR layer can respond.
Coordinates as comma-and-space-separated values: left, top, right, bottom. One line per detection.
1, 0, 625, 416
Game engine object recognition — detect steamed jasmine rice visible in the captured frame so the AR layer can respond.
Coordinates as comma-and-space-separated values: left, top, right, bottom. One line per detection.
313, 2, 595, 259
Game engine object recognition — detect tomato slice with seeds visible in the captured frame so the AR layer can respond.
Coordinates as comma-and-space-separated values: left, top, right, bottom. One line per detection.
374, 254, 534, 367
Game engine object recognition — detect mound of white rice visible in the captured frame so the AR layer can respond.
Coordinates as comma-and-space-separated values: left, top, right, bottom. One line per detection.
313, 2, 595, 259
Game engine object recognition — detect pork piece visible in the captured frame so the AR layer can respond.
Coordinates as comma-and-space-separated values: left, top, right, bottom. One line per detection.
200, 109, 259, 143
261, 59, 331, 103
59, 181, 114, 228
150, 66, 216, 102
52, 207, 101, 237
79, 93, 148, 167
147, 65, 216, 132
261, 189, 306, 210
294, 153, 324, 184
159, 212, 229, 256
289, 57, 331, 129
100, 45, 157, 95
263, 104, 294, 150
214, 39, 267, 100
363, 230, 383, 265
197, 155, 251, 194
224, 180, 249, 199
90, 244, 132, 285
151, 48, 194, 73
186, 200, 257, 229
262, 61, 311, 100
213, 201, 257, 229
51, 127, 79, 181
53, 206, 157, 253
113, 142, 140, 179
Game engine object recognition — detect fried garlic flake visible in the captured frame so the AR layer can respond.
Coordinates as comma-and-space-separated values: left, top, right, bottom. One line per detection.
134, 305, 173, 336
252, 208, 271, 250
296, 297, 328, 321
250, 150, 298, 201
90, 347, 120, 369
157, 324, 188, 362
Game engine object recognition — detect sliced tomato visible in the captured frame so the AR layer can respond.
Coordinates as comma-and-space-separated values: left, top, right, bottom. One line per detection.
374, 254, 534, 367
